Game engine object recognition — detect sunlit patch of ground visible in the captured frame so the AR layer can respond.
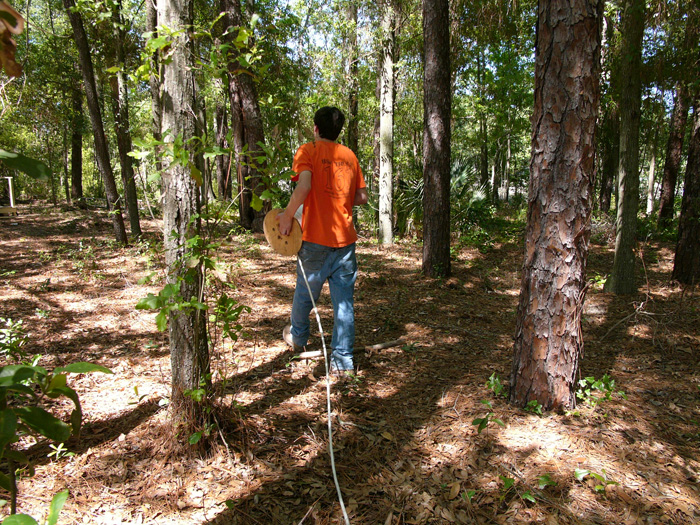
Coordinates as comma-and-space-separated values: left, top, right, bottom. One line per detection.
1, 204, 699, 524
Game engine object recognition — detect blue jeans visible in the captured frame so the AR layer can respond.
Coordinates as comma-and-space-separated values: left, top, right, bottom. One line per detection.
290, 241, 357, 371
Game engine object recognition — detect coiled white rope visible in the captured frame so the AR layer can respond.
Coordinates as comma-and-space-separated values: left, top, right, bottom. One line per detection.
297, 260, 351, 525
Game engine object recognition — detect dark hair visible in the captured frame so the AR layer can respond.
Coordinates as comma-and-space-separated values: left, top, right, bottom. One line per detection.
314, 106, 345, 141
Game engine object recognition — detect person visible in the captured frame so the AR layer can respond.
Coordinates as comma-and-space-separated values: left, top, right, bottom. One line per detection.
277, 106, 368, 374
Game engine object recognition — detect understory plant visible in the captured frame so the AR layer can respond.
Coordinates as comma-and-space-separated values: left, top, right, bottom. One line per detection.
0, 360, 112, 516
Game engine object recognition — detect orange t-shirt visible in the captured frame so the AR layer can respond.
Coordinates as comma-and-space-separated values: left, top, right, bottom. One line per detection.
292, 141, 366, 248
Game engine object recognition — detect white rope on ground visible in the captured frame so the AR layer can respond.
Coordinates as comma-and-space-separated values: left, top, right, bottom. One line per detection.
297, 260, 351, 525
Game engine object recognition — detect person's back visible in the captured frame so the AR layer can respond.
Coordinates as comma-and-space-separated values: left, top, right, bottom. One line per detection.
277, 106, 368, 373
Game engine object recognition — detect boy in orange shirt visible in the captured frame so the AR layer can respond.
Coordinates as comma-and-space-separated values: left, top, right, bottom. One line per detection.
277, 107, 368, 373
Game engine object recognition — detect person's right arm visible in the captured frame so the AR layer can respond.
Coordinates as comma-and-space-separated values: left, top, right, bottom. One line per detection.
354, 187, 368, 206
277, 170, 311, 236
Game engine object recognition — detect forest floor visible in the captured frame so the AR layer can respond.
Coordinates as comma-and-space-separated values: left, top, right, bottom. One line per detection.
1, 203, 700, 525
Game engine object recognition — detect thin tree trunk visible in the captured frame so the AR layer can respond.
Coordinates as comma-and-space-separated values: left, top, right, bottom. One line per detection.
422, 0, 451, 278
214, 102, 232, 200
646, 139, 657, 215
599, 104, 618, 213
510, 0, 602, 411
673, 102, 700, 284
658, 84, 690, 228
62, 125, 71, 204
110, 0, 141, 236
70, 85, 84, 207
158, 0, 210, 429
347, 1, 359, 154
379, 2, 395, 245
63, 0, 127, 244
605, 0, 645, 294
146, 0, 163, 175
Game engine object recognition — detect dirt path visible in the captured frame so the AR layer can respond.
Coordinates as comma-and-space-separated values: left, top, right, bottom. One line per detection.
1, 204, 699, 524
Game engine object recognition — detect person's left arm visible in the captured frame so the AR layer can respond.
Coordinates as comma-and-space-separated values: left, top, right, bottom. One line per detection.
278, 170, 311, 236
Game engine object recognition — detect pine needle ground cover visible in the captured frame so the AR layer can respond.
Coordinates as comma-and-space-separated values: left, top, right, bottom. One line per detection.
1, 204, 699, 524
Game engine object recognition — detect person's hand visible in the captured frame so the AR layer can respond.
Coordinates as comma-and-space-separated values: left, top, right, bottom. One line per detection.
277, 212, 293, 236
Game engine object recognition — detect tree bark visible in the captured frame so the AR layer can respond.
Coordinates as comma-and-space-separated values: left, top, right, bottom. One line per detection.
672, 101, 700, 284
510, 0, 602, 411
221, 0, 269, 232
598, 105, 618, 213
146, 0, 163, 178
110, 0, 141, 237
346, 1, 359, 154
422, 0, 451, 278
214, 102, 232, 200
158, 0, 210, 427
605, 0, 645, 295
63, 0, 127, 244
70, 84, 84, 207
657, 84, 690, 229
378, 2, 395, 245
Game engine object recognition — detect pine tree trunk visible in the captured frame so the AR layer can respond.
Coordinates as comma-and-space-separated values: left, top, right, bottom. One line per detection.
347, 1, 359, 154
658, 84, 690, 229
378, 3, 395, 246
605, 0, 645, 295
221, 0, 269, 232
422, 0, 451, 278
158, 0, 209, 428
110, 0, 141, 237
672, 101, 700, 284
510, 0, 602, 411
63, 0, 127, 243
70, 85, 84, 207
146, 0, 163, 181
214, 103, 232, 200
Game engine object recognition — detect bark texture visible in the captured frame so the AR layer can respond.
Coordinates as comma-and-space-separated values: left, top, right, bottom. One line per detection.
158, 0, 209, 420
221, 0, 269, 232
378, 3, 395, 245
422, 0, 451, 278
510, 0, 602, 411
598, 104, 618, 213
215, 103, 232, 200
63, 0, 127, 244
672, 102, 700, 284
605, 0, 645, 294
110, 0, 141, 237
657, 85, 690, 229
70, 84, 84, 206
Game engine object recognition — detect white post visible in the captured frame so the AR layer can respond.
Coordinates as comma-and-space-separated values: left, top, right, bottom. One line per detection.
6, 177, 15, 208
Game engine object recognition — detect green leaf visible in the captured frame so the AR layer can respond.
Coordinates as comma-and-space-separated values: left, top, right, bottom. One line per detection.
493, 418, 505, 428
0, 409, 17, 457
2, 515, 39, 525
155, 311, 168, 332
0, 365, 39, 387
53, 363, 113, 375
250, 193, 263, 212
189, 163, 202, 187
186, 256, 200, 269
136, 294, 162, 310
188, 431, 202, 445
499, 476, 514, 490
13, 407, 71, 442
574, 468, 589, 482
46, 490, 69, 525
0, 150, 50, 181
522, 491, 536, 503
0, 472, 11, 492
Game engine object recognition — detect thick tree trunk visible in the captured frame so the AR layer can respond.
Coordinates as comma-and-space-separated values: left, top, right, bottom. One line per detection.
70, 85, 84, 207
510, 0, 602, 411
378, 3, 395, 245
605, 0, 645, 295
422, 0, 451, 278
673, 102, 700, 284
658, 84, 690, 229
222, 0, 269, 232
63, 0, 127, 244
158, 0, 209, 427
110, 0, 141, 237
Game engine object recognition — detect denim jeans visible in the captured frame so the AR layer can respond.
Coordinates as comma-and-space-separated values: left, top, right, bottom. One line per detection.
290, 241, 357, 371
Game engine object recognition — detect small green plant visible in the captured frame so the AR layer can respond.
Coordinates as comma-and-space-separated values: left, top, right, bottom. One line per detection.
461, 490, 476, 503
574, 468, 618, 494
34, 308, 50, 319
576, 374, 627, 409
472, 400, 505, 434
0, 319, 28, 362
537, 473, 557, 490
0, 361, 112, 514
47, 442, 74, 462
486, 372, 507, 398
524, 399, 543, 415
1, 489, 68, 525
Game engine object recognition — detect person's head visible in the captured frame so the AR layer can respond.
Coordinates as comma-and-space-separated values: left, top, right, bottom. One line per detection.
314, 106, 345, 141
